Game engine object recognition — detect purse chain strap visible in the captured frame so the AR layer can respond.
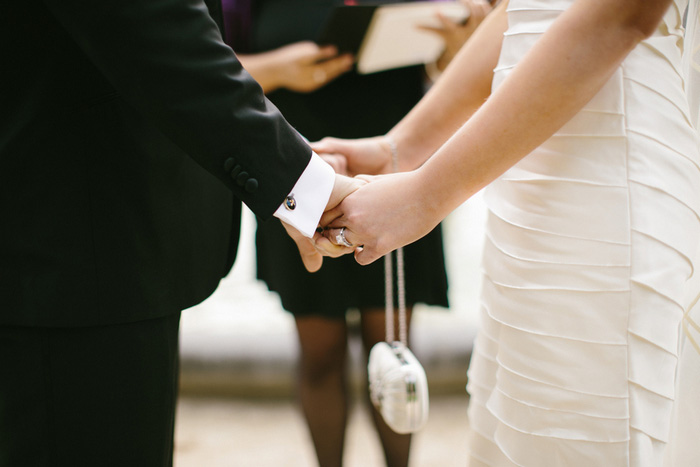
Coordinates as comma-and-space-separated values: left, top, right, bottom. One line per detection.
384, 136, 407, 345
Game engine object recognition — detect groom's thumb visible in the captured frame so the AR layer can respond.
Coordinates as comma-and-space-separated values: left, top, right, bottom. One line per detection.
296, 237, 323, 272
281, 221, 323, 272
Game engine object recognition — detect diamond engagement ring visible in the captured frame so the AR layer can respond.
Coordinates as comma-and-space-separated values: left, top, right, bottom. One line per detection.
336, 227, 353, 248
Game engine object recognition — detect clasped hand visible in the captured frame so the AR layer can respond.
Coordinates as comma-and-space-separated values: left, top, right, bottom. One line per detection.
299, 138, 442, 268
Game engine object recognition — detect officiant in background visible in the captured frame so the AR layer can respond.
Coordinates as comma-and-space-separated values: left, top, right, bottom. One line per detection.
221, 1, 492, 466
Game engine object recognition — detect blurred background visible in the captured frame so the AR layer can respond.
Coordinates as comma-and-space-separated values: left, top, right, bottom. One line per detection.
174, 193, 487, 466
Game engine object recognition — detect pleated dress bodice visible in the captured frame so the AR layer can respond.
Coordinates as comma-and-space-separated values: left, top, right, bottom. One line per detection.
467, 1, 700, 465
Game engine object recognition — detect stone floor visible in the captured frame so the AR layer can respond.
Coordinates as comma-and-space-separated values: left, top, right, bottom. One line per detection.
174, 395, 473, 467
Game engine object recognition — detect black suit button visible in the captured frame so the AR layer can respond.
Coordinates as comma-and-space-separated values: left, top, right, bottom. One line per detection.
230, 165, 243, 180
236, 171, 249, 186
245, 178, 258, 193
224, 157, 236, 172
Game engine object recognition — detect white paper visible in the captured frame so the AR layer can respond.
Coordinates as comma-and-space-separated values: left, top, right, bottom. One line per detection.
357, 2, 469, 74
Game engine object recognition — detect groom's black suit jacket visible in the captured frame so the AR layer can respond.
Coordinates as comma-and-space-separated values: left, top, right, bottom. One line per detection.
1, 0, 311, 327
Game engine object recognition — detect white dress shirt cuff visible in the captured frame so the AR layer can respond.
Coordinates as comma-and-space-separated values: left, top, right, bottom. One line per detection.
274, 152, 335, 238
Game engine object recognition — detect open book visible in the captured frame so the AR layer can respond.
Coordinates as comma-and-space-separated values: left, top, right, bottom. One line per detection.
317, 2, 469, 74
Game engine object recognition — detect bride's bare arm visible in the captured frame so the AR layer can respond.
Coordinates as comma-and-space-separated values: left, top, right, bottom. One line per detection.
311, 0, 508, 174
321, 0, 672, 264
388, 0, 508, 170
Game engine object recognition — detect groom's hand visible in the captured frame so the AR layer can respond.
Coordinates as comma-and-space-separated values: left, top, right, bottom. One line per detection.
283, 173, 366, 272
312, 173, 366, 258
327, 173, 366, 212
281, 221, 324, 272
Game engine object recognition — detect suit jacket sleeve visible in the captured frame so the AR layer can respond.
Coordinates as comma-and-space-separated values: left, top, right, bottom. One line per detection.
41, 0, 311, 220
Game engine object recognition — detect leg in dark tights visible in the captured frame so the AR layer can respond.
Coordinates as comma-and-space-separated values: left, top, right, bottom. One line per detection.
294, 316, 349, 467
360, 307, 413, 467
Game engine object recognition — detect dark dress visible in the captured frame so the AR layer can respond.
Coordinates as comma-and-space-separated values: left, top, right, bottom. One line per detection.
251, 0, 449, 317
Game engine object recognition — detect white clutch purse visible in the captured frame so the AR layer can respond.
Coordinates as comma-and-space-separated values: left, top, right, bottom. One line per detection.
368, 340, 429, 434
367, 245, 429, 434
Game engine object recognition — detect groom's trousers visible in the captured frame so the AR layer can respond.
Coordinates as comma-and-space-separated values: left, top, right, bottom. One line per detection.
0, 312, 181, 467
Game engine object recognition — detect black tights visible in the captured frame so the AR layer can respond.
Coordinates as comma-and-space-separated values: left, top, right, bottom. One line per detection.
294, 308, 412, 467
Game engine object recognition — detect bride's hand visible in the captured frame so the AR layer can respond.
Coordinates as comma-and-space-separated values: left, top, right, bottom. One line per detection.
317, 171, 444, 265
311, 136, 393, 177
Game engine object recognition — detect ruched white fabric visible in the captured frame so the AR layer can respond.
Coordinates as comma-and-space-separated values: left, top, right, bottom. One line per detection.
664, 2, 700, 465
466, 1, 700, 465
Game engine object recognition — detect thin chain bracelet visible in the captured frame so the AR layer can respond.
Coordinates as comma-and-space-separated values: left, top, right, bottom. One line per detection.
385, 134, 399, 173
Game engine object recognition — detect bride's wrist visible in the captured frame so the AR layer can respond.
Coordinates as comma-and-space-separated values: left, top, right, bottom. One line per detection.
405, 169, 446, 229
383, 135, 399, 172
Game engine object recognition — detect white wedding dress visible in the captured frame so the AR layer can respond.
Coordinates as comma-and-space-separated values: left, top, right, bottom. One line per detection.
664, 1, 700, 465
466, 0, 700, 465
